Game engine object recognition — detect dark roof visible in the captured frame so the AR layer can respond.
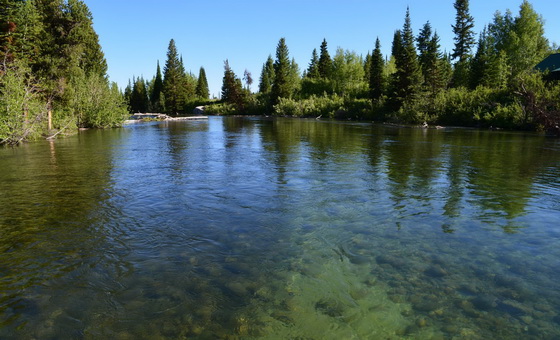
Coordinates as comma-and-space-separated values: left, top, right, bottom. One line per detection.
535, 53, 560, 73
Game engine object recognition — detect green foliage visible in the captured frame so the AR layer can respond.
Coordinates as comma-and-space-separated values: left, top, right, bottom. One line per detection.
331, 48, 367, 97
163, 39, 186, 113
129, 76, 149, 113
318, 39, 332, 79
221, 59, 246, 112
390, 8, 422, 109
196, 66, 209, 99
271, 38, 293, 104
300, 77, 334, 98
369, 38, 385, 101
150, 61, 164, 111
451, 0, 475, 62
258, 55, 274, 94
1, 0, 126, 144
66, 71, 128, 128
0, 60, 46, 145
273, 95, 344, 118
306, 48, 320, 79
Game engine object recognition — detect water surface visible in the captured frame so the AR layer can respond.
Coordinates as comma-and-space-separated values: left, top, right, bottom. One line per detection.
1, 117, 560, 339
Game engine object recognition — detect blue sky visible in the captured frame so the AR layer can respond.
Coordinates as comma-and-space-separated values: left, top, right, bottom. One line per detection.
87, 0, 558, 98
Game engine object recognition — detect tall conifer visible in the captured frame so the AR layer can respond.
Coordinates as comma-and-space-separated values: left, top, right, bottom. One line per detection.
151, 61, 164, 111
196, 66, 209, 99
259, 55, 274, 93
369, 38, 385, 101
306, 48, 320, 78
163, 39, 186, 113
451, 0, 475, 87
391, 7, 422, 108
318, 39, 332, 79
271, 38, 292, 104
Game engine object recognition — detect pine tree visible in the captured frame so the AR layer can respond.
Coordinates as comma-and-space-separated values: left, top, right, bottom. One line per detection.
221, 59, 244, 109
363, 52, 372, 83
195, 66, 209, 99
271, 37, 292, 105
417, 22, 444, 95
150, 61, 164, 111
425, 32, 445, 94
306, 48, 320, 78
318, 38, 332, 79
130, 76, 149, 113
163, 39, 186, 113
417, 21, 433, 77
451, 0, 475, 87
369, 38, 385, 101
391, 7, 422, 108
258, 55, 274, 93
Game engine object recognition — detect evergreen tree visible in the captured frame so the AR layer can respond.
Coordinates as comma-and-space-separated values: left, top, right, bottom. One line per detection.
271, 38, 292, 104
196, 66, 209, 99
470, 26, 492, 88
130, 77, 149, 113
306, 48, 320, 78
417, 21, 433, 76
163, 39, 186, 113
417, 22, 444, 95
425, 32, 445, 93
150, 61, 164, 111
391, 7, 422, 109
318, 38, 332, 79
221, 59, 244, 109
258, 55, 274, 93
391, 30, 403, 61
363, 52, 372, 83
369, 38, 385, 101
451, 0, 476, 87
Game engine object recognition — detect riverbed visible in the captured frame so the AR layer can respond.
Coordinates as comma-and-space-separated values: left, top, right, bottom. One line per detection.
1, 117, 559, 339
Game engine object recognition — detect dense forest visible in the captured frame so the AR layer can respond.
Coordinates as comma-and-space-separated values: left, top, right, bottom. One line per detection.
2, 0, 560, 146
205, 0, 559, 133
0, 0, 127, 145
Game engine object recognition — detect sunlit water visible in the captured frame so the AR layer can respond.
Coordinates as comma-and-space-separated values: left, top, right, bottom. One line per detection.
1, 117, 560, 339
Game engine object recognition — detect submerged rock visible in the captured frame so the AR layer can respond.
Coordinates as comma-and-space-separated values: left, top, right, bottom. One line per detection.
471, 295, 497, 311
424, 265, 448, 278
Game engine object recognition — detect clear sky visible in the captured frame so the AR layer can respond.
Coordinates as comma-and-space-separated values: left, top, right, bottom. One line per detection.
87, 0, 558, 98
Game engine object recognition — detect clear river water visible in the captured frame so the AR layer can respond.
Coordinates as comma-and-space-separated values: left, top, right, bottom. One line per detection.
1, 116, 560, 339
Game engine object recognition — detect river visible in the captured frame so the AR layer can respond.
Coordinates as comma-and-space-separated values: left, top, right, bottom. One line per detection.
1, 117, 560, 339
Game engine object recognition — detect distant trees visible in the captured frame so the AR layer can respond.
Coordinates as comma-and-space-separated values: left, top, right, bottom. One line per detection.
258, 55, 275, 94
221, 60, 245, 110
196, 67, 210, 99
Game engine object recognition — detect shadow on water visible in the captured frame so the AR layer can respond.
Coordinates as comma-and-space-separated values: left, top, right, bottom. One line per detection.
1, 117, 560, 338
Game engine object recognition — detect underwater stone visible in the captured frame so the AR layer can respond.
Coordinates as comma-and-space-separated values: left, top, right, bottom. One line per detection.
375, 255, 405, 268
424, 265, 448, 277
471, 295, 497, 311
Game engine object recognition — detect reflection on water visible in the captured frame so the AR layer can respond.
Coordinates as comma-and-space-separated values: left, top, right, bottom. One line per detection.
1, 117, 560, 339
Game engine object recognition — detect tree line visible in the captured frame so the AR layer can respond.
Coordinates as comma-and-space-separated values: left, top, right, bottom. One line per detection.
124, 39, 210, 114
212, 0, 560, 134
1, 0, 128, 145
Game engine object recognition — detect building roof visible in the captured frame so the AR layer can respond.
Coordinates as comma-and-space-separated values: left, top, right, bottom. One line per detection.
535, 53, 560, 73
